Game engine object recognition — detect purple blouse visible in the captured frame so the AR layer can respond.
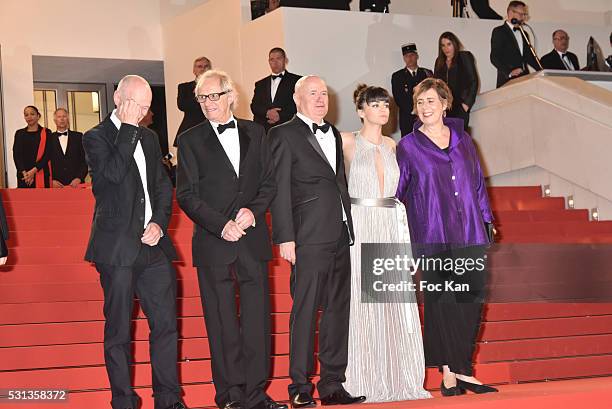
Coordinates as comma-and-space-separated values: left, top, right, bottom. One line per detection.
396, 117, 493, 248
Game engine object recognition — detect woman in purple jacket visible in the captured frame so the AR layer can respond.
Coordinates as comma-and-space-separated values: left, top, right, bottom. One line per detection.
396, 78, 497, 397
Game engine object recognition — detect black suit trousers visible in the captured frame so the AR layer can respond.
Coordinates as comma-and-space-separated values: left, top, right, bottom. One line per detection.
96, 245, 180, 409
197, 250, 271, 409
288, 224, 351, 398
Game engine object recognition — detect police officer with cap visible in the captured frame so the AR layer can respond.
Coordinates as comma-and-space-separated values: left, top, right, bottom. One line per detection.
391, 43, 433, 137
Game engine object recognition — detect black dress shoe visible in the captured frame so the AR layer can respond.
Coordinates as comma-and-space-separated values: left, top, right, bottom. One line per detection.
440, 380, 465, 397
290, 393, 316, 409
320, 390, 366, 406
456, 379, 499, 394
224, 401, 243, 409
265, 398, 288, 409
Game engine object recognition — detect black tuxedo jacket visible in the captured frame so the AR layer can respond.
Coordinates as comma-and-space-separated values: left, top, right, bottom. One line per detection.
540, 49, 580, 71
250, 71, 302, 131
176, 118, 276, 266
174, 80, 206, 146
83, 116, 176, 266
50, 130, 88, 185
268, 116, 353, 246
490, 23, 541, 87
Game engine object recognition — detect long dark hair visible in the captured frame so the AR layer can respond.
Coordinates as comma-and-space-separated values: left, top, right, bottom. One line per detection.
434, 31, 464, 74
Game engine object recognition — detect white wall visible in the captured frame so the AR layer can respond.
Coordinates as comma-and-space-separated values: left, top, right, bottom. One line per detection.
280, 7, 611, 136
0, 0, 164, 187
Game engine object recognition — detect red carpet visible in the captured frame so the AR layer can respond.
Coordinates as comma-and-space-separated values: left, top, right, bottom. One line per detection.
1, 186, 612, 408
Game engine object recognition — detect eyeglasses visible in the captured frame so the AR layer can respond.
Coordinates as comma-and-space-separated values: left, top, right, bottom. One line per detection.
195, 90, 230, 102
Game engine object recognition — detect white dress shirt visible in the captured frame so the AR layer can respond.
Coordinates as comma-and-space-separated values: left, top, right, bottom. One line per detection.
507, 21, 524, 56
210, 115, 240, 175
110, 110, 152, 229
57, 130, 69, 154
270, 70, 285, 102
296, 113, 347, 222
557, 50, 575, 70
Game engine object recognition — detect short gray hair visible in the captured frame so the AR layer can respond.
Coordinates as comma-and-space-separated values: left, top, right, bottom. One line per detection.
194, 56, 212, 68
195, 69, 238, 111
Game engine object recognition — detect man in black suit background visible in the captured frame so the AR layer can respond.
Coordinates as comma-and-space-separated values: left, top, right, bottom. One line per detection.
176, 70, 283, 409
268, 76, 366, 408
391, 43, 433, 136
83, 75, 186, 409
540, 29, 580, 70
250, 48, 301, 132
50, 108, 87, 188
173, 56, 211, 146
490, 1, 541, 87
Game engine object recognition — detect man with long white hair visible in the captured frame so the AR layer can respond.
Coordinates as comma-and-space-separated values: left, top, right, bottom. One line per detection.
176, 70, 280, 409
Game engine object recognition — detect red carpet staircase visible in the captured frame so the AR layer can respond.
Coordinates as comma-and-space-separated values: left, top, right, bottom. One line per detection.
1, 186, 612, 408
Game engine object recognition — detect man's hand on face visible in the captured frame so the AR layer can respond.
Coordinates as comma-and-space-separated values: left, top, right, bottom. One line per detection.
116, 99, 144, 127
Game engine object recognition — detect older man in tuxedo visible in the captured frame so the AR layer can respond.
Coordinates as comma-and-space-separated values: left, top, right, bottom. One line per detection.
490, 1, 541, 87
268, 76, 366, 408
176, 70, 283, 409
50, 108, 88, 188
540, 30, 580, 70
173, 56, 211, 146
250, 48, 301, 132
83, 75, 185, 409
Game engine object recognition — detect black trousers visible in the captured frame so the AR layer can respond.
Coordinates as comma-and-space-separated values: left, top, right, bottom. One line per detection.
197, 250, 271, 409
96, 245, 180, 409
288, 224, 351, 398
422, 245, 487, 376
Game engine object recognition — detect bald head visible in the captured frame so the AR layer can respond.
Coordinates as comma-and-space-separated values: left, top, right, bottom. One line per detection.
116, 75, 151, 98
293, 75, 329, 124
113, 75, 152, 124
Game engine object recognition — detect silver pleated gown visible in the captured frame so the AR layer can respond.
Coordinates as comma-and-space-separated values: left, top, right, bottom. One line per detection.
343, 133, 431, 402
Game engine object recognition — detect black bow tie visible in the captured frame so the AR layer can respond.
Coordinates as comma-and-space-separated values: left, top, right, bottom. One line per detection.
271, 73, 284, 80
561, 53, 568, 58
57, 131, 68, 136
217, 121, 236, 134
312, 123, 331, 134
513, 26, 520, 32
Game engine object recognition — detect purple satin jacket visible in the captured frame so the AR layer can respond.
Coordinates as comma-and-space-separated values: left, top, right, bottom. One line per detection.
396, 117, 493, 248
